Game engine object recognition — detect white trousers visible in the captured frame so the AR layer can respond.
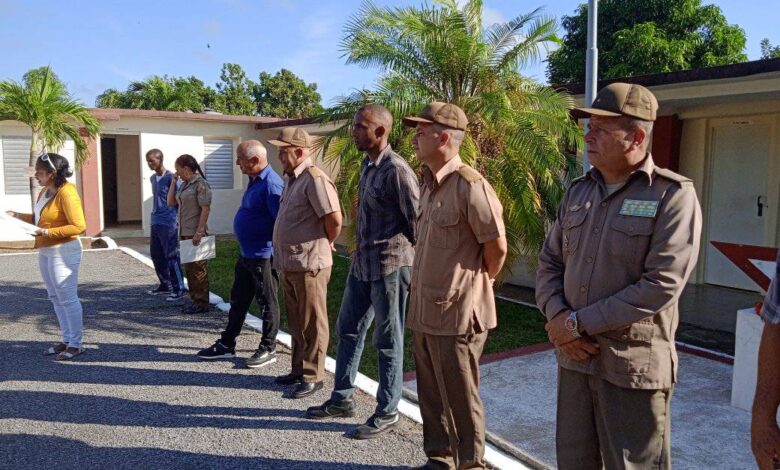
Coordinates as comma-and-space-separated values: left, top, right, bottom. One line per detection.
38, 239, 83, 348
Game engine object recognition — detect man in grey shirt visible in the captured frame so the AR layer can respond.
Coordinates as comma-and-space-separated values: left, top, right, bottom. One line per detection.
305, 104, 420, 439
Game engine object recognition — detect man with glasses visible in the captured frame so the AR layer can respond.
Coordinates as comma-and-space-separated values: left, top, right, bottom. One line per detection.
196, 141, 283, 367
270, 127, 342, 399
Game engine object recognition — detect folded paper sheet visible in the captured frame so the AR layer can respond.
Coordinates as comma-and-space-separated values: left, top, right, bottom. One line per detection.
180, 235, 216, 263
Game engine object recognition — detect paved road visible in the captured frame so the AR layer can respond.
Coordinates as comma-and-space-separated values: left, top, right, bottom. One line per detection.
0, 249, 426, 469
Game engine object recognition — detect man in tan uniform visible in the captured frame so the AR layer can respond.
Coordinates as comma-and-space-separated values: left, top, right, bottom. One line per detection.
404, 102, 507, 470
269, 127, 342, 399
536, 83, 702, 469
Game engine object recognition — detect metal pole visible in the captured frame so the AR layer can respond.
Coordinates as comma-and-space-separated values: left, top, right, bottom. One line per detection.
583, 0, 598, 173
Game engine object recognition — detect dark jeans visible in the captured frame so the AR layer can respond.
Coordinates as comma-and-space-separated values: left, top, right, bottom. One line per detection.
331, 267, 411, 416
220, 256, 280, 351
150, 224, 184, 294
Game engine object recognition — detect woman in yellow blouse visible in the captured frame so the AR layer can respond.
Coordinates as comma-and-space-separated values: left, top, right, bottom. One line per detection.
6, 153, 87, 360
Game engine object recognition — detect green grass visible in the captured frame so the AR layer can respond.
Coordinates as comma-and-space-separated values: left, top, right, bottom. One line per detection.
208, 239, 548, 379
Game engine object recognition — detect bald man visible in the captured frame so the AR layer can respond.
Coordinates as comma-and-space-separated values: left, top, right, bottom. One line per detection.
197, 140, 284, 368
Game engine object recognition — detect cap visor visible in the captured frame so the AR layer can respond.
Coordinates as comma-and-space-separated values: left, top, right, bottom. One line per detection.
402, 116, 434, 127
571, 107, 623, 119
267, 139, 291, 147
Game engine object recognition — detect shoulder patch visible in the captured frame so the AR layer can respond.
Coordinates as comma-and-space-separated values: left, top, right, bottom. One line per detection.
654, 167, 692, 185
307, 166, 323, 178
457, 165, 482, 183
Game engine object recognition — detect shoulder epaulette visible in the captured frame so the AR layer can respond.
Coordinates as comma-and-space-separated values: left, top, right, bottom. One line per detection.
457, 165, 482, 183
654, 167, 692, 185
307, 166, 323, 178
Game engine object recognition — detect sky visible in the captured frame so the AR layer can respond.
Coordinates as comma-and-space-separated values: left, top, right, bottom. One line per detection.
0, 0, 777, 109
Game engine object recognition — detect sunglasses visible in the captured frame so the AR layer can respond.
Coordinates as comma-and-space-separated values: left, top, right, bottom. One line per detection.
39, 152, 56, 172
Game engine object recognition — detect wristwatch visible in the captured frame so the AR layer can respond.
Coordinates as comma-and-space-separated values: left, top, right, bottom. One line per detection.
565, 311, 581, 338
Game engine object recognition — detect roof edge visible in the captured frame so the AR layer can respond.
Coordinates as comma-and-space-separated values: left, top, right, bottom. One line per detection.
89, 108, 285, 124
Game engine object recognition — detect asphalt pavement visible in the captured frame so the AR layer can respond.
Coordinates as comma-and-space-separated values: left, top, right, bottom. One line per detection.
0, 249, 426, 469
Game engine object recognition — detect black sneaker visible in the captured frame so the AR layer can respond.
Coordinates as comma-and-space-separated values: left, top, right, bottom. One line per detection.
245, 348, 277, 368
351, 412, 400, 439
197, 341, 236, 360
147, 286, 171, 296
183, 304, 209, 314
305, 398, 356, 420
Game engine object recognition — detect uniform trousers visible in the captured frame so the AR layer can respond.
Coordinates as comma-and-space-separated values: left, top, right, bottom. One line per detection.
180, 236, 210, 309
281, 267, 331, 382
413, 330, 488, 470
556, 367, 673, 470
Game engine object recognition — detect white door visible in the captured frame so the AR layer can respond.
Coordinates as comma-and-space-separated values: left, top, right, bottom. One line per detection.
704, 119, 775, 291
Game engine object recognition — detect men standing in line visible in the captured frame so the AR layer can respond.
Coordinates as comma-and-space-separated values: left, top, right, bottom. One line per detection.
196, 140, 283, 367
404, 102, 507, 469
751, 250, 780, 470
305, 104, 420, 439
144, 149, 185, 302
270, 127, 342, 399
536, 83, 702, 469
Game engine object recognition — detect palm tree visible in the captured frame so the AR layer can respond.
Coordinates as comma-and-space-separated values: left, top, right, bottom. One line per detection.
320, 0, 582, 278
0, 66, 100, 209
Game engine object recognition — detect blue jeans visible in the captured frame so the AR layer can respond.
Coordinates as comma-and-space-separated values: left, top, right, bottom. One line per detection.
150, 224, 184, 295
331, 267, 411, 416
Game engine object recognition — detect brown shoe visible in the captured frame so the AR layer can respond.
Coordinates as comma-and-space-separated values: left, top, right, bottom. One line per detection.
44, 342, 68, 356
56, 347, 85, 361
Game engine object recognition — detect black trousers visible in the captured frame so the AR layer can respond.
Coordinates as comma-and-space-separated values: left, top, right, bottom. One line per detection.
220, 256, 280, 351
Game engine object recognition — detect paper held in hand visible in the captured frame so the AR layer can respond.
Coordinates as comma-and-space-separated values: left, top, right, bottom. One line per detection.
0, 212, 39, 235
180, 235, 216, 263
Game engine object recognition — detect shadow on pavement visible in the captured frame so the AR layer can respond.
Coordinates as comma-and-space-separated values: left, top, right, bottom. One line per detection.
1, 434, 406, 470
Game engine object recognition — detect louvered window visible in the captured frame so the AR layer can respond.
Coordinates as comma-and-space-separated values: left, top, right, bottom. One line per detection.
2, 137, 36, 195
204, 139, 234, 189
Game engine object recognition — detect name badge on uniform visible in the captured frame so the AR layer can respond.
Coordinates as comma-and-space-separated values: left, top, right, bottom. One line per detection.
619, 199, 659, 218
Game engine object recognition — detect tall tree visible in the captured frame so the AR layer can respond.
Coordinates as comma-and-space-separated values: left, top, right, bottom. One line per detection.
321, 0, 581, 276
252, 69, 323, 118
547, 0, 748, 84
216, 63, 255, 115
0, 66, 100, 209
95, 75, 219, 112
761, 39, 780, 59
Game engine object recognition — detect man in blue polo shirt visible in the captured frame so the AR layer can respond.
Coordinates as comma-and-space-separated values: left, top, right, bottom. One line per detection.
145, 149, 185, 301
197, 140, 283, 368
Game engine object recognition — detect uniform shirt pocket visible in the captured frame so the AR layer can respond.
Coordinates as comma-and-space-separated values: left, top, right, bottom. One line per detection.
284, 240, 315, 270
607, 217, 655, 265
420, 284, 460, 329
601, 320, 655, 375
561, 208, 588, 257
430, 209, 459, 249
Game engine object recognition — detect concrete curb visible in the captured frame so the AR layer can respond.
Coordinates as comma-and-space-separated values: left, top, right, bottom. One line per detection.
116, 244, 531, 470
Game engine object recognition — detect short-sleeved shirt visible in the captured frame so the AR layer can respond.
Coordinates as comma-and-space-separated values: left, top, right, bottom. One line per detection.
536, 154, 703, 390
175, 174, 212, 237
761, 250, 780, 324
351, 145, 420, 281
407, 155, 505, 336
272, 158, 341, 272
234, 165, 284, 259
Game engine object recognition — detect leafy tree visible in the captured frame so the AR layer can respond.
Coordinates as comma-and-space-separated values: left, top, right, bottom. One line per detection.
547, 0, 748, 84
0, 66, 100, 209
95, 88, 131, 108
761, 38, 780, 59
95, 75, 219, 112
216, 63, 255, 115
252, 68, 324, 118
321, 0, 581, 276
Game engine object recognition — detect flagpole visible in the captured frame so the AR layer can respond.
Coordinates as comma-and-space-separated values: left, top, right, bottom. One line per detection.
583, 0, 598, 173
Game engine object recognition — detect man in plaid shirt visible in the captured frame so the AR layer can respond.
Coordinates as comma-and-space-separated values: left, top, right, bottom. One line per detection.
752, 251, 780, 470
305, 104, 420, 439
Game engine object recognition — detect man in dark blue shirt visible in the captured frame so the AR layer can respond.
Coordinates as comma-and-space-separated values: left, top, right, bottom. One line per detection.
145, 149, 184, 300
197, 140, 283, 368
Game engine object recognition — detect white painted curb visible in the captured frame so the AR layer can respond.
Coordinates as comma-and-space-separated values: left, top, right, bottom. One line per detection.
117, 245, 529, 469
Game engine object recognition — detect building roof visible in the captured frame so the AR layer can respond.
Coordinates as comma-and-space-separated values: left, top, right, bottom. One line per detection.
90, 108, 284, 125
557, 58, 780, 95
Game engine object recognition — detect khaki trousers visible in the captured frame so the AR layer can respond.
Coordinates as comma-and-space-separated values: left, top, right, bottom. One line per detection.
282, 267, 331, 382
413, 331, 488, 470
556, 367, 673, 470
180, 236, 209, 309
